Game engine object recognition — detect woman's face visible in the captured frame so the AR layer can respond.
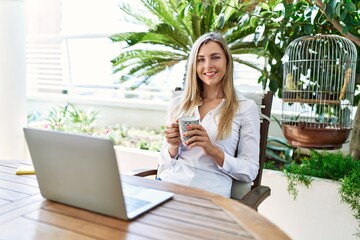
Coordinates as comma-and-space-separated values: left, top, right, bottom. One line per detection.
196, 41, 227, 87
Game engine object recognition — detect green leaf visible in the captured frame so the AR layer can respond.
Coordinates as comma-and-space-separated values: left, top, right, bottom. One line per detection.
215, 3, 222, 15
200, 4, 215, 33
110, 31, 189, 52
340, 10, 347, 21
250, 16, 259, 28
191, 14, 202, 40
267, 136, 294, 149
325, 0, 339, 20
259, 2, 270, 11
217, 14, 225, 29
342, 26, 349, 34
269, 79, 278, 92
118, 2, 155, 28
304, 24, 313, 34
335, 2, 341, 17
258, 74, 264, 84
344, 2, 356, 12
266, 149, 289, 163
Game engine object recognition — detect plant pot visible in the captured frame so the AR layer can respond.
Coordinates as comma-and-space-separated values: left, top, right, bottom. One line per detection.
282, 122, 351, 149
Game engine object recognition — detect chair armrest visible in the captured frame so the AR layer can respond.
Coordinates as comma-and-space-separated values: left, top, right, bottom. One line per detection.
133, 169, 158, 177
239, 185, 271, 210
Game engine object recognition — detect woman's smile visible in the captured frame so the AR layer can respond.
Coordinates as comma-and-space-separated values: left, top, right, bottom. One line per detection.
203, 71, 218, 77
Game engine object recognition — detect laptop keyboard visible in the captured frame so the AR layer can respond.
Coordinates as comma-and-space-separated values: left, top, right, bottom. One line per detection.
124, 196, 150, 212
122, 183, 151, 212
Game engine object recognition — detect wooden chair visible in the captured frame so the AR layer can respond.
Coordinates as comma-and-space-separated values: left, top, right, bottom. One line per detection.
134, 91, 273, 211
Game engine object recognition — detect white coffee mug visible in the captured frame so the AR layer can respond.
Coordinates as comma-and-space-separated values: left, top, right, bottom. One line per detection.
178, 116, 200, 144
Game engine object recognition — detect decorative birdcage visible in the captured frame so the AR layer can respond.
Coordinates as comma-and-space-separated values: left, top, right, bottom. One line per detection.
281, 34, 357, 149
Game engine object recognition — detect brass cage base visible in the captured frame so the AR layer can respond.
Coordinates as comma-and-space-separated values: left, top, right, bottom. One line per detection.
282, 123, 351, 150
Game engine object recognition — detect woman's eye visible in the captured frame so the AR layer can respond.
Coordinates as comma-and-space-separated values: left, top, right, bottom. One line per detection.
212, 56, 221, 60
197, 58, 205, 63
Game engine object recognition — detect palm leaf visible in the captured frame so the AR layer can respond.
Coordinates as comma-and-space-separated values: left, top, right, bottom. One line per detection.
191, 14, 202, 41
118, 2, 155, 28
168, 0, 196, 38
177, 1, 197, 39
112, 49, 187, 80
110, 32, 188, 51
112, 49, 186, 67
149, 23, 191, 51
141, 0, 189, 37
226, 26, 258, 45
200, 4, 215, 33
231, 45, 267, 55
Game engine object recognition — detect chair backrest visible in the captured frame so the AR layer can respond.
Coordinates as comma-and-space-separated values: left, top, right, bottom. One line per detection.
230, 91, 273, 200
253, 91, 273, 188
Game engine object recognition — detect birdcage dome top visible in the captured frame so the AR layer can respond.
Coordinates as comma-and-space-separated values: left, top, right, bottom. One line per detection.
282, 34, 357, 64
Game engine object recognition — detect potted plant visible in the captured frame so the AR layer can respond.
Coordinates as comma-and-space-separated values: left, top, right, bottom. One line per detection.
275, 150, 360, 237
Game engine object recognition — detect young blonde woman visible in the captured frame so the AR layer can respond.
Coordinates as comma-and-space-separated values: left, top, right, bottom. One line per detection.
158, 32, 260, 197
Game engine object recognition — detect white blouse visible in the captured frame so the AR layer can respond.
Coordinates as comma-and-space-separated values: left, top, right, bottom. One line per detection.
158, 92, 260, 197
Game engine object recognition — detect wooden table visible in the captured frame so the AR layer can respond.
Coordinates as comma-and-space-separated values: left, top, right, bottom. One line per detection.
0, 161, 290, 240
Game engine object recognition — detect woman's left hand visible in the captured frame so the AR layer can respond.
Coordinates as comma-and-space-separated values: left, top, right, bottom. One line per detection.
184, 124, 224, 166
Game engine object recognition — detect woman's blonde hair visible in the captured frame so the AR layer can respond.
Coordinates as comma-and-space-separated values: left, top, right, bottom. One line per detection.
171, 32, 239, 140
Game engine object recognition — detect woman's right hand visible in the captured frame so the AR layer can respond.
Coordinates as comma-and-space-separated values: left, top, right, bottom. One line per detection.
164, 121, 181, 157
164, 121, 181, 146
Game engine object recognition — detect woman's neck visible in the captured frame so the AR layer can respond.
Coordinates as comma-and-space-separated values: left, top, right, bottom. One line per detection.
202, 87, 224, 101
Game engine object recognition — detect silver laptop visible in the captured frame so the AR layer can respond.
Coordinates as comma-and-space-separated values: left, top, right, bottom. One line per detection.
23, 127, 173, 220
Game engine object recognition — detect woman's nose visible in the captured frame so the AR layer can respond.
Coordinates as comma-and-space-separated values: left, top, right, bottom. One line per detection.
204, 60, 213, 69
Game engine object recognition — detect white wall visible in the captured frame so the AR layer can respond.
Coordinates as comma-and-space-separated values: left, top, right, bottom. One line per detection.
27, 95, 168, 129
259, 170, 358, 240
0, 0, 27, 160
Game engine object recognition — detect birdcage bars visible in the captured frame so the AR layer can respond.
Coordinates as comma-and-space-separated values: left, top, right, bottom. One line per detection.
281, 34, 357, 149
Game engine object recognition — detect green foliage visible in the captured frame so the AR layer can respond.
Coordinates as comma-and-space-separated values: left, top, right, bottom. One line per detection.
105, 125, 163, 151
285, 150, 357, 183
266, 136, 295, 164
37, 104, 98, 134
340, 170, 360, 238
265, 115, 296, 167
110, 0, 268, 89
111, 0, 360, 104
263, 160, 280, 170
284, 150, 360, 235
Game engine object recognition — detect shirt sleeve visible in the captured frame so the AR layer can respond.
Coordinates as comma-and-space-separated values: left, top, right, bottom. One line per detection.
158, 138, 178, 174
220, 100, 260, 182
158, 92, 182, 174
